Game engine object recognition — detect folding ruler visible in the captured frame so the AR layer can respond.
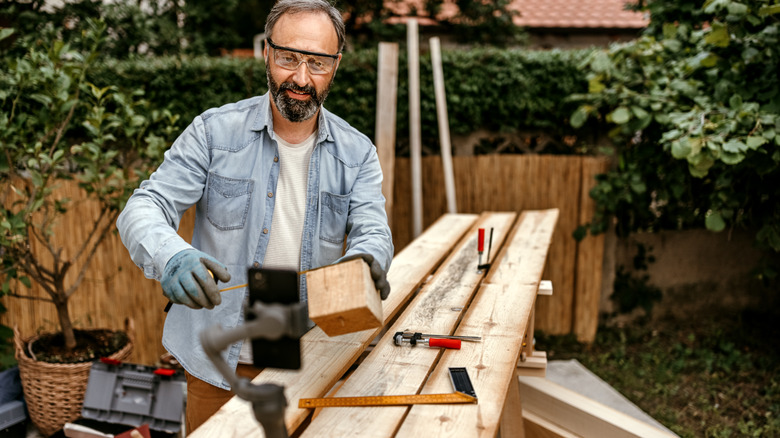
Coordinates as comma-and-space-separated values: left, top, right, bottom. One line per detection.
298, 367, 478, 408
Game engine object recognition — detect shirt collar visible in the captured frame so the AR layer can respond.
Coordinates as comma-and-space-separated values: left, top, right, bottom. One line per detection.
252, 92, 334, 143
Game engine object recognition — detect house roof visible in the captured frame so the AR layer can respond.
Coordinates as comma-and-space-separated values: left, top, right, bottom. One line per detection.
385, 0, 648, 29
512, 0, 648, 29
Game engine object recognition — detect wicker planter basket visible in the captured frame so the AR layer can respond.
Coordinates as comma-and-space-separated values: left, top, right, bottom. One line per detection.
14, 326, 133, 437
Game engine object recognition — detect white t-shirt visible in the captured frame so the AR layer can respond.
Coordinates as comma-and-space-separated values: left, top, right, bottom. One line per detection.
238, 132, 316, 364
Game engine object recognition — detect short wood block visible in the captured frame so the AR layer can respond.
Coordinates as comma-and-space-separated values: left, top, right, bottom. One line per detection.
518, 351, 547, 377
306, 258, 383, 337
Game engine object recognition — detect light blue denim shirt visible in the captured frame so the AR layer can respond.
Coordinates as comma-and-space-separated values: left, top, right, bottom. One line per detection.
116, 93, 393, 389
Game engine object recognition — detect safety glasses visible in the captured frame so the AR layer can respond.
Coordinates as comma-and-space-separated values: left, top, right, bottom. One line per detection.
266, 38, 339, 75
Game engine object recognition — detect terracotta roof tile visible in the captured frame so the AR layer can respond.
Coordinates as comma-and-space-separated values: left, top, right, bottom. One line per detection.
386, 0, 648, 29
512, 0, 649, 28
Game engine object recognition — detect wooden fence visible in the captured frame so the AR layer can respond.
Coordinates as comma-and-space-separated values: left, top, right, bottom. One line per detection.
2, 154, 608, 366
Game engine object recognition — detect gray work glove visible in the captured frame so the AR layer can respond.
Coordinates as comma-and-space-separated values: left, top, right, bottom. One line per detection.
340, 253, 391, 300
161, 249, 231, 309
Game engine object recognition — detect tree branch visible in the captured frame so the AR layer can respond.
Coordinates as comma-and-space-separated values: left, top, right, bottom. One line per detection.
65, 209, 119, 300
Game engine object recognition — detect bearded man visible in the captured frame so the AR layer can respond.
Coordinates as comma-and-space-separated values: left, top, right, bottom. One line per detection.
116, 0, 393, 431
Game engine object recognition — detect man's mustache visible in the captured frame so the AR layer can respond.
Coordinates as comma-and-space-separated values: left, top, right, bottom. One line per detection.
279, 82, 317, 98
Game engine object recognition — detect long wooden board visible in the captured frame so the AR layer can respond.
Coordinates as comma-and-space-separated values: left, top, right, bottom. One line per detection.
517, 376, 678, 438
190, 213, 478, 437
397, 209, 559, 437
299, 213, 518, 437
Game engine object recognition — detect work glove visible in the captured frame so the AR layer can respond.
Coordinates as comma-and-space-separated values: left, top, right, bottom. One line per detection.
340, 253, 391, 300
161, 249, 231, 309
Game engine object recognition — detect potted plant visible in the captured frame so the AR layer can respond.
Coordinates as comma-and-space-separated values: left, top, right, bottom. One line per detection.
0, 21, 176, 436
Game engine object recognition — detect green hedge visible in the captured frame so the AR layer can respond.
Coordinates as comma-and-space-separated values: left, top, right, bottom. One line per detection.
91, 47, 592, 155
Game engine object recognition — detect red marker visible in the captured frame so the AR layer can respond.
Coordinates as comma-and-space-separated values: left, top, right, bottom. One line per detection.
477, 228, 485, 267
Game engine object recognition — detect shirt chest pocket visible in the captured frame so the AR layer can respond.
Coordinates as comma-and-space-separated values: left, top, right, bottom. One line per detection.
319, 191, 350, 244
206, 173, 254, 230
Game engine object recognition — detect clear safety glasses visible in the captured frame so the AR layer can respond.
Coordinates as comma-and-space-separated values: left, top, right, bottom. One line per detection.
266, 38, 339, 75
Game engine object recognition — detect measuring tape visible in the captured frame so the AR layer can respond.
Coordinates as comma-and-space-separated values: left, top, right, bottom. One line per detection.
298, 391, 477, 408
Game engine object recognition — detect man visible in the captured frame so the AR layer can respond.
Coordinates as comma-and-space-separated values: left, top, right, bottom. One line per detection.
116, 0, 393, 431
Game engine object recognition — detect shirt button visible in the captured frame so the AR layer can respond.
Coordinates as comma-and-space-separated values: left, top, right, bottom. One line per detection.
263, 228, 269, 234
267, 192, 273, 198
253, 262, 260, 268
274, 156, 279, 162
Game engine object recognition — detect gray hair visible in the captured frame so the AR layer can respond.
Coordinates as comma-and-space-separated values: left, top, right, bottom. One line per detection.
265, 0, 346, 53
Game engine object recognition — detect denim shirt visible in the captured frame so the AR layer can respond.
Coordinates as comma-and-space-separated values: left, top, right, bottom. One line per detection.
116, 93, 393, 389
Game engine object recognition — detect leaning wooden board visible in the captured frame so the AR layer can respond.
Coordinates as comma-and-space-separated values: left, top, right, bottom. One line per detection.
300, 212, 517, 437
190, 213, 478, 437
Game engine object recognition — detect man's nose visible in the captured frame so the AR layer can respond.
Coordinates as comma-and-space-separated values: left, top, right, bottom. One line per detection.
292, 62, 310, 86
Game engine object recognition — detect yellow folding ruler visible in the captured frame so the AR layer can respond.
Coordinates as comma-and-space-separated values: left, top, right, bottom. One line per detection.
298, 367, 478, 408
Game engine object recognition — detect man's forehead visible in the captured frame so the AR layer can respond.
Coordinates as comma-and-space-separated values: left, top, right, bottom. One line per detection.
273, 11, 338, 46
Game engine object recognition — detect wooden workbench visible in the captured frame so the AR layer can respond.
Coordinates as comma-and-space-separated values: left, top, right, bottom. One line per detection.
191, 210, 558, 437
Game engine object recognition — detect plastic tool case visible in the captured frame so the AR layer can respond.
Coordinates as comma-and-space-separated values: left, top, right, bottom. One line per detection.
82, 360, 185, 433
0, 400, 27, 436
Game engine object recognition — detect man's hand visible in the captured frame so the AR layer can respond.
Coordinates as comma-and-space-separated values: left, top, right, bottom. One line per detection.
340, 253, 391, 300
161, 249, 231, 309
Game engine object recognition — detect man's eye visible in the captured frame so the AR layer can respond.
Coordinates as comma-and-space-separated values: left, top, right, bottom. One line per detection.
279, 53, 298, 63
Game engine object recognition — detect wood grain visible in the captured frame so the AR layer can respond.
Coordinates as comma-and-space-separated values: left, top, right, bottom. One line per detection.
306, 259, 382, 336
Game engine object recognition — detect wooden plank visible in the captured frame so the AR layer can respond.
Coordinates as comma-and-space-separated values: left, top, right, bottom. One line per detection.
375, 42, 399, 228
523, 411, 579, 438
407, 19, 423, 237
306, 259, 382, 336
397, 209, 559, 438
189, 213, 478, 437
299, 212, 517, 438
573, 157, 610, 342
499, 368, 525, 438
430, 36, 457, 214
517, 376, 678, 438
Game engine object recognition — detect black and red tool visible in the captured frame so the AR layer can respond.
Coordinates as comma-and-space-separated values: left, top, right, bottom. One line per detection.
393, 332, 481, 349
477, 227, 494, 271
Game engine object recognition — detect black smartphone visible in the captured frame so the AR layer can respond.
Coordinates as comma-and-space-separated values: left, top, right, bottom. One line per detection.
247, 268, 302, 369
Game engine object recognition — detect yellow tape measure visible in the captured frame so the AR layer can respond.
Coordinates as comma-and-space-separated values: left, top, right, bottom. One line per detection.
298, 391, 477, 408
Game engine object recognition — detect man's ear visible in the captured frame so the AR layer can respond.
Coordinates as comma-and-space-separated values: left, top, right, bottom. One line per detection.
333, 53, 342, 74
263, 41, 269, 65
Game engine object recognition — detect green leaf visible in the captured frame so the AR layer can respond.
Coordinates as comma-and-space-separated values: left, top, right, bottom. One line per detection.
19, 276, 32, 288
671, 139, 691, 159
590, 51, 612, 73
0, 28, 14, 42
662, 129, 682, 141
720, 151, 745, 165
701, 53, 719, 68
759, 5, 780, 16
662, 23, 677, 40
570, 106, 589, 129
630, 106, 649, 120
729, 94, 743, 109
705, 22, 730, 48
746, 136, 767, 149
609, 107, 631, 124
588, 76, 606, 93
727, 2, 749, 16
705, 212, 726, 232
723, 139, 747, 153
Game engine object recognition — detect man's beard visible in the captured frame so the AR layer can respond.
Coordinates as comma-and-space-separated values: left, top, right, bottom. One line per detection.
267, 69, 332, 123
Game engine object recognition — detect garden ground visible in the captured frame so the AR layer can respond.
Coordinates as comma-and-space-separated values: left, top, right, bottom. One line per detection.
536, 305, 780, 438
